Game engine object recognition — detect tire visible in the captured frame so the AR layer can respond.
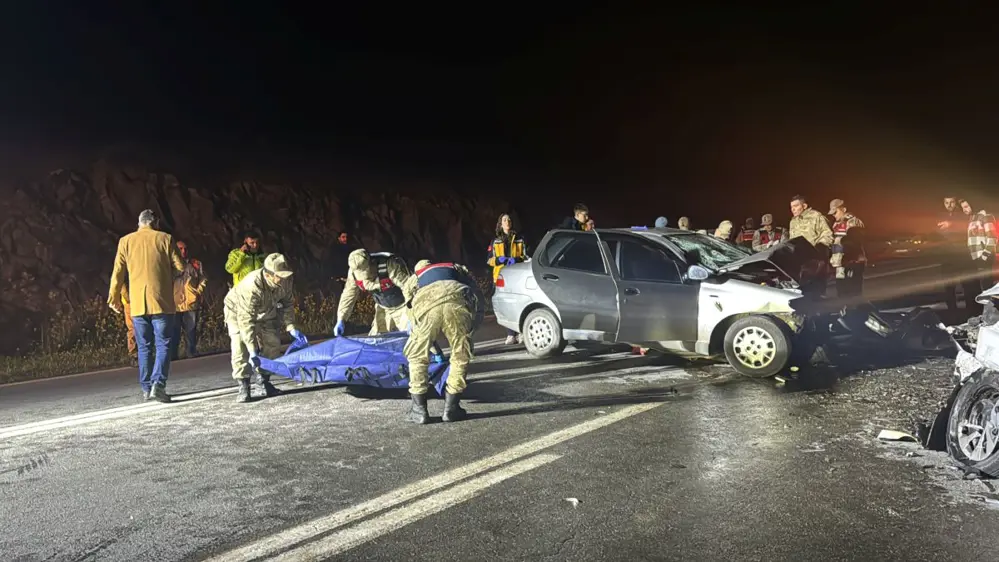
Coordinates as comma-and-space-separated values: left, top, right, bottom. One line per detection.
946, 370, 999, 478
522, 308, 567, 359
723, 315, 792, 378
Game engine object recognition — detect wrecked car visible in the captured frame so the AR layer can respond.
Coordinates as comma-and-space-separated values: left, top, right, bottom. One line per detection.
940, 285, 999, 478
492, 227, 837, 377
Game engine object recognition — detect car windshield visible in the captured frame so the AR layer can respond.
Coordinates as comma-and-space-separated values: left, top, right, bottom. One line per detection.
665, 233, 750, 271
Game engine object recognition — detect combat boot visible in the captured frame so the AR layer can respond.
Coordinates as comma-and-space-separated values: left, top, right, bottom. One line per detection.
252, 370, 283, 398
442, 392, 466, 422
236, 378, 252, 403
406, 393, 430, 424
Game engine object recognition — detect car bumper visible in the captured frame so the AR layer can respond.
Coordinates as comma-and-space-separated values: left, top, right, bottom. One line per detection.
491, 292, 533, 333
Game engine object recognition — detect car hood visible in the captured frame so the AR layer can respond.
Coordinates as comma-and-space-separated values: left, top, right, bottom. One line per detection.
716, 237, 819, 281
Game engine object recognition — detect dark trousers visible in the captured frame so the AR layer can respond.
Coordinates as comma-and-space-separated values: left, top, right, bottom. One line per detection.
133, 314, 174, 391
835, 264, 865, 298
170, 310, 199, 360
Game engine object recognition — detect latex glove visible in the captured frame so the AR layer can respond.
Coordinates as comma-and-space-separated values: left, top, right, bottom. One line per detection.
333, 319, 345, 337
290, 329, 308, 345
430, 352, 445, 364
248, 350, 261, 370
830, 244, 844, 254
502, 256, 517, 266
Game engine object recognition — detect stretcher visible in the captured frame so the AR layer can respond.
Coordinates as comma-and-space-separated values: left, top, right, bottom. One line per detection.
257, 331, 451, 395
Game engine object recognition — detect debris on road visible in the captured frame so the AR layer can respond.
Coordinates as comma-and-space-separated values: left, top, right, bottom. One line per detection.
877, 429, 919, 442
564, 498, 580, 508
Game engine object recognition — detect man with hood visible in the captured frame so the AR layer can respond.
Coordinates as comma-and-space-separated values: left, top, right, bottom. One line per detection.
752, 213, 787, 252
403, 260, 484, 424
334, 248, 413, 337
714, 220, 733, 241
224, 253, 307, 403
736, 217, 756, 249
559, 203, 589, 231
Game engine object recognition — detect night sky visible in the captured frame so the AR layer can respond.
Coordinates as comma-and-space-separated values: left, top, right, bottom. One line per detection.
3, 4, 999, 233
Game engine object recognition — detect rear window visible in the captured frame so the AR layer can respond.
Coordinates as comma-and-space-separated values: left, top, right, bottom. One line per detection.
541, 233, 606, 275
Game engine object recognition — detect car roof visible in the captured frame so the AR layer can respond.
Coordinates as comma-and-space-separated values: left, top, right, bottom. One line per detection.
593, 227, 697, 240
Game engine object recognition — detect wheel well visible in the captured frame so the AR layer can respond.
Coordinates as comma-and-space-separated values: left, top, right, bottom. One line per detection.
709, 314, 749, 355
709, 313, 795, 354
519, 303, 555, 332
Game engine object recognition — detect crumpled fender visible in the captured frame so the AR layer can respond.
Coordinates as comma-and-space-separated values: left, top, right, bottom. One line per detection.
258, 331, 450, 395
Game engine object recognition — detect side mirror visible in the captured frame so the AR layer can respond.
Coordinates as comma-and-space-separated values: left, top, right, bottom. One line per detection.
687, 265, 710, 281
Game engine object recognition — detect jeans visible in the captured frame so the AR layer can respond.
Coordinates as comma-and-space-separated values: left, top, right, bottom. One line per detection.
133, 314, 174, 391
170, 310, 199, 359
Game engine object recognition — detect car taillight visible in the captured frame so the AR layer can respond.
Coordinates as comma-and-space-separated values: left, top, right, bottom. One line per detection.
495, 275, 505, 288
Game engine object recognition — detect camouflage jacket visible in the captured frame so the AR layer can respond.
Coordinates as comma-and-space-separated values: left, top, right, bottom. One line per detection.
789, 208, 834, 248
224, 268, 297, 355
831, 213, 866, 272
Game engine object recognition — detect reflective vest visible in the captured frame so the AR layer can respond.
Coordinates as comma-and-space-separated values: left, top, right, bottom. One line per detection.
415, 262, 474, 289
488, 232, 526, 281
738, 227, 755, 246
756, 227, 785, 247
355, 252, 406, 308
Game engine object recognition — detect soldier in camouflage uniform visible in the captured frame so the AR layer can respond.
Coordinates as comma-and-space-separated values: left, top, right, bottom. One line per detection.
789, 195, 835, 296
334, 249, 413, 337
402, 260, 484, 424
828, 199, 867, 298
224, 253, 308, 403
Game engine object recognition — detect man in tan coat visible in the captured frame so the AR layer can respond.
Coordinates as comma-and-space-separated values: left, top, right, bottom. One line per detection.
108, 209, 185, 402
224, 253, 307, 403
170, 240, 207, 360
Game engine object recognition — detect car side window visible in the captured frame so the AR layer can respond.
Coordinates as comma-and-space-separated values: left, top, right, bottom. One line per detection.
619, 238, 682, 283
544, 233, 606, 274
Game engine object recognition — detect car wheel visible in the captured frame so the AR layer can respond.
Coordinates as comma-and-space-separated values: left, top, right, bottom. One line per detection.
523, 308, 567, 359
946, 370, 999, 478
723, 316, 792, 378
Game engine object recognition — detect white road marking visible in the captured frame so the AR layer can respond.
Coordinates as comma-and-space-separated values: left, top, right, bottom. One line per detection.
0, 338, 512, 440
865, 263, 940, 279
205, 401, 662, 562
0, 385, 262, 440
271, 453, 563, 561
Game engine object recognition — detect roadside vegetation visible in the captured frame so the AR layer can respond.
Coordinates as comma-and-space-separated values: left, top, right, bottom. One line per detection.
0, 275, 494, 385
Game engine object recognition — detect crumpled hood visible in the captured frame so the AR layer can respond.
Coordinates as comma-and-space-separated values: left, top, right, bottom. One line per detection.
717, 237, 819, 281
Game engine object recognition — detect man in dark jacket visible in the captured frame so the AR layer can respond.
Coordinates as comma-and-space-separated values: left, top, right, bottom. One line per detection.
938, 196, 975, 314
559, 203, 589, 231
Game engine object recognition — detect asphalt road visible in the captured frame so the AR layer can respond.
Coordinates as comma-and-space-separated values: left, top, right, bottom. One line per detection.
5, 256, 997, 561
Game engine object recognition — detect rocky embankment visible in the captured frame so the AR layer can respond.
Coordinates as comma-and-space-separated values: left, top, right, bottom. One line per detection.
0, 154, 515, 354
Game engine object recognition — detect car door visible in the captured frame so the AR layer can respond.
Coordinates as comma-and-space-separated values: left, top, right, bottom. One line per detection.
532, 231, 620, 340
604, 234, 699, 343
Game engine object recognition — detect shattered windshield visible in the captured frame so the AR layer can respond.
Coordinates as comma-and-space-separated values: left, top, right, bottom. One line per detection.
666, 233, 750, 271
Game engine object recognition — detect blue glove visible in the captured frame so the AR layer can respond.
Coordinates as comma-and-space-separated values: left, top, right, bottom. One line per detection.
830, 244, 844, 254
502, 257, 517, 266
290, 329, 308, 345
333, 319, 345, 337
248, 350, 261, 370
430, 352, 445, 364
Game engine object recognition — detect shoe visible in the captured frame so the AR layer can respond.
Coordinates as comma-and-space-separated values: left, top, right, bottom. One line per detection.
149, 384, 172, 403
405, 393, 430, 424
142, 389, 150, 401
442, 391, 466, 423
236, 378, 252, 403
516, 334, 523, 344
504, 335, 517, 345
252, 371, 283, 398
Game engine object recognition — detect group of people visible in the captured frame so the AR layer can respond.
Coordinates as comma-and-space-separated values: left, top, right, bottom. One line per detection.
937, 196, 997, 317
107, 209, 486, 425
